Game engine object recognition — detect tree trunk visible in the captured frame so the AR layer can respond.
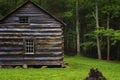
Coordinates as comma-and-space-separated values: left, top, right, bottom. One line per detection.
107, 13, 110, 60
76, 0, 80, 55
95, 0, 102, 59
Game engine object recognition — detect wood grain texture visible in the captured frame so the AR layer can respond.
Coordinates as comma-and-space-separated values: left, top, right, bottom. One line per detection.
0, 1, 64, 66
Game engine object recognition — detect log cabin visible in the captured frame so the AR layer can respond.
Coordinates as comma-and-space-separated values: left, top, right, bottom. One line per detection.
0, 0, 65, 67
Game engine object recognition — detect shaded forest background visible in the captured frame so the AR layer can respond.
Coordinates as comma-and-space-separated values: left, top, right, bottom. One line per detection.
0, 0, 120, 60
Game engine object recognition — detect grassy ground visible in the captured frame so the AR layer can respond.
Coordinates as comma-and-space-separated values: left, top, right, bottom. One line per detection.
0, 55, 120, 80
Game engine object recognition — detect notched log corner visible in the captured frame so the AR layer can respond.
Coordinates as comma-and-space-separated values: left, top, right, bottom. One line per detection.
61, 62, 68, 68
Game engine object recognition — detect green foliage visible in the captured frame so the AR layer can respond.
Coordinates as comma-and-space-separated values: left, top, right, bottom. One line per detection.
83, 28, 120, 50
85, 27, 114, 38
80, 41, 96, 50
112, 30, 120, 40
111, 30, 120, 45
63, 11, 73, 18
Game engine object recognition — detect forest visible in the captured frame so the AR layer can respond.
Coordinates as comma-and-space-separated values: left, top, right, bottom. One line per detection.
0, 0, 120, 60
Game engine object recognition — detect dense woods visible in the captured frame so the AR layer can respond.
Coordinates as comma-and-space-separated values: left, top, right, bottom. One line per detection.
1, 0, 120, 60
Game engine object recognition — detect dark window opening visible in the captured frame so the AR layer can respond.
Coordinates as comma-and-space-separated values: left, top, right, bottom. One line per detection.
19, 17, 29, 23
25, 40, 34, 54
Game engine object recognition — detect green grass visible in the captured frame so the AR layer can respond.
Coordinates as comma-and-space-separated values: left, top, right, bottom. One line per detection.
0, 55, 120, 80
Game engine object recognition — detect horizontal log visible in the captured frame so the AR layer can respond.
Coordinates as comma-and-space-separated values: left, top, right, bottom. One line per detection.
24, 57, 63, 60
0, 61, 63, 66
0, 24, 61, 28
35, 52, 62, 54
0, 52, 23, 55
36, 45, 62, 47
0, 37, 24, 39
24, 61, 63, 66
0, 31, 62, 34
37, 47, 62, 50
0, 42, 23, 44
0, 39, 23, 41
0, 36, 24, 39
30, 24, 61, 27
34, 53, 63, 57
0, 47, 23, 49
0, 52, 63, 58
0, 47, 23, 51
37, 42, 62, 45
0, 33, 62, 36
0, 45, 23, 47
0, 27, 61, 30
17, 11, 43, 14
0, 36, 63, 39
0, 57, 63, 61
0, 24, 29, 26
36, 48, 63, 52
0, 61, 24, 65
36, 40, 62, 42
36, 37, 63, 40
0, 52, 63, 55
0, 42, 23, 46
0, 58, 23, 61
16, 13, 47, 16
0, 28, 62, 32
0, 53, 63, 57
36, 49, 62, 52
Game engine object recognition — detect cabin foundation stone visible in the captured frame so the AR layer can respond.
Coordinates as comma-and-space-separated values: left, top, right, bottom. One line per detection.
23, 64, 28, 69
41, 66, 48, 68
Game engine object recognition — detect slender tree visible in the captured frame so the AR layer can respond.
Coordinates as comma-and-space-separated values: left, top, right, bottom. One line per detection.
93, 0, 101, 59
76, 0, 80, 55
107, 13, 110, 60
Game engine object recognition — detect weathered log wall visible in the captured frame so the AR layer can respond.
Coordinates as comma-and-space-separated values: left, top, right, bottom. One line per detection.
0, 24, 64, 66
0, 1, 64, 66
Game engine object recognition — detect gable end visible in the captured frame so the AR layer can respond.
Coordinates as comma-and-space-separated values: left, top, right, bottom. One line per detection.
0, 0, 66, 26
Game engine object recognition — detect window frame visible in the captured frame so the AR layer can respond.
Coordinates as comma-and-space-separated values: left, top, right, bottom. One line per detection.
19, 16, 29, 23
25, 39, 35, 54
